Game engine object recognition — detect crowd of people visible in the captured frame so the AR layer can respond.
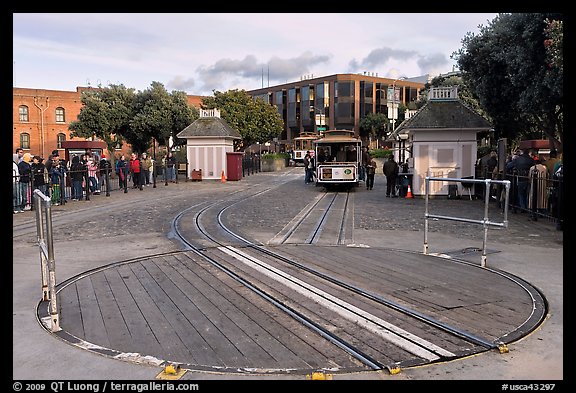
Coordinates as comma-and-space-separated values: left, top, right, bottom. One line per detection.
502, 148, 563, 218
12, 148, 179, 214
299, 144, 563, 219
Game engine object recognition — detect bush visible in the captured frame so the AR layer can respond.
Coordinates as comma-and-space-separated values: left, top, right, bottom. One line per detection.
368, 148, 393, 158
262, 152, 291, 160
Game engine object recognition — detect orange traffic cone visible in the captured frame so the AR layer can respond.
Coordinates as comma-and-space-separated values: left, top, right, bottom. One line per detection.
406, 184, 413, 198
221, 170, 227, 183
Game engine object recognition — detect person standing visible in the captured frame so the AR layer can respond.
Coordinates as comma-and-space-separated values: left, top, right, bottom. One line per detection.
116, 154, 128, 192
17, 153, 32, 210
129, 152, 143, 190
506, 149, 534, 211
69, 155, 85, 201
140, 152, 152, 186
383, 155, 399, 197
86, 155, 100, 195
365, 158, 377, 190
528, 159, 548, 218
303, 152, 312, 184
49, 156, 65, 205
13, 154, 22, 213
31, 155, 48, 197
360, 146, 371, 182
98, 153, 112, 193
165, 152, 177, 182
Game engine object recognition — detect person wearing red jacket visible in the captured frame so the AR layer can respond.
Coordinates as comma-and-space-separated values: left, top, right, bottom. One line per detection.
129, 152, 143, 190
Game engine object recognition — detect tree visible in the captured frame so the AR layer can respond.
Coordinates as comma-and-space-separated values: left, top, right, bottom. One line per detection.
129, 82, 197, 153
416, 75, 487, 118
453, 13, 563, 152
201, 89, 283, 149
544, 18, 562, 72
69, 84, 136, 156
359, 112, 389, 145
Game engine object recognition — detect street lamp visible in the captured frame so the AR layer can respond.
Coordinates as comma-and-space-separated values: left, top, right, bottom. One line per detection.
389, 76, 408, 133
374, 88, 389, 148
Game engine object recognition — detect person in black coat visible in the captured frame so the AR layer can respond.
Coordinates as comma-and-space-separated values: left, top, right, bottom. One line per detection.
30, 155, 48, 196
70, 155, 85, 201
17, 153, 32, 210
506, 149, 534, 210
383, 156, 399, 197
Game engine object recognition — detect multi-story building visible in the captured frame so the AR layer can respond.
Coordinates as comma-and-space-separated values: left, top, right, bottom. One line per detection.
13, 86, 205, 159
13, 73, 425, 158
246, 73, 426, 148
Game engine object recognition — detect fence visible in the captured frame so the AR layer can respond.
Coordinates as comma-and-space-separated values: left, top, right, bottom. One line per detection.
12, 161, 188, 210
242, 155, 261, 176
424, 176, 511, 267
475, 166, 563, 230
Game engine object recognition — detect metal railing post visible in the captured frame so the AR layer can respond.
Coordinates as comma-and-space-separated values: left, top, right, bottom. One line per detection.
34, 193, 49, 301
423, 176, 510, 267
423, 176, 430, 255
33, 189, 60, 332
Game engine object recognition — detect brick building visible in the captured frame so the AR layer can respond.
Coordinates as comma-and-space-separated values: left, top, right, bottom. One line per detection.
13, 86, 206, 159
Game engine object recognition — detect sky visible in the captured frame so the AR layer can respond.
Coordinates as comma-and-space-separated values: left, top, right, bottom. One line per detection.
13, 13, 500, 96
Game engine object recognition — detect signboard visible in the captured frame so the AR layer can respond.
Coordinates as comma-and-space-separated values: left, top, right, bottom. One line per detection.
332, 167, 355, 180
317, 127, 327, 131
387, 87, 400, 103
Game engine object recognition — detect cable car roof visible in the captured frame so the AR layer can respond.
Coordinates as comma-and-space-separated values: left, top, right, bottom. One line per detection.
314, 129, 361, 143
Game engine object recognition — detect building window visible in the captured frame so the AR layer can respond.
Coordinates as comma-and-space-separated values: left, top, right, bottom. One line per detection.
55, 107, 66, 123
20, 133, 30, 149
287, 88, 297, 128
19, 106, 29, 122
300, 86, 311, 124
57, 133, 66, 149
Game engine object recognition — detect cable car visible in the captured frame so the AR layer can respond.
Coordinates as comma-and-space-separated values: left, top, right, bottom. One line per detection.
292, 132, 319, 164
313, 129, 362, 188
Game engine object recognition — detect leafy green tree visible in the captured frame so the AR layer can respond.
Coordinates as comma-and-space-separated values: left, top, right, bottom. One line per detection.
171, 90, 199, 147
359, 112, 389, 144
69, 84, 136, 156
544, 18, 562, 72
453, 13, 563, 152
416, 75, 488, 119
129, 82, 197, 153
201, 89, 283, 149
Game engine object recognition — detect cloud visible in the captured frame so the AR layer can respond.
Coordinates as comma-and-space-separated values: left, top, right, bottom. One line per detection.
416, 52, 450, 74
348, 46, 450, 76
195, 51, 332, 93
166, 76, 195, 93
349, 47, 419, 71
267, 52, 332, 81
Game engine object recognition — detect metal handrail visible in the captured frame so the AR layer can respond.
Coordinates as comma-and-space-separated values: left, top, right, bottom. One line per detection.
424, 176, 511, 267
33, 189, 60, 332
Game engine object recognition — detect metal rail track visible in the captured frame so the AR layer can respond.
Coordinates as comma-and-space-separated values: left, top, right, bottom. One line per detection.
171, 190, 512, 372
